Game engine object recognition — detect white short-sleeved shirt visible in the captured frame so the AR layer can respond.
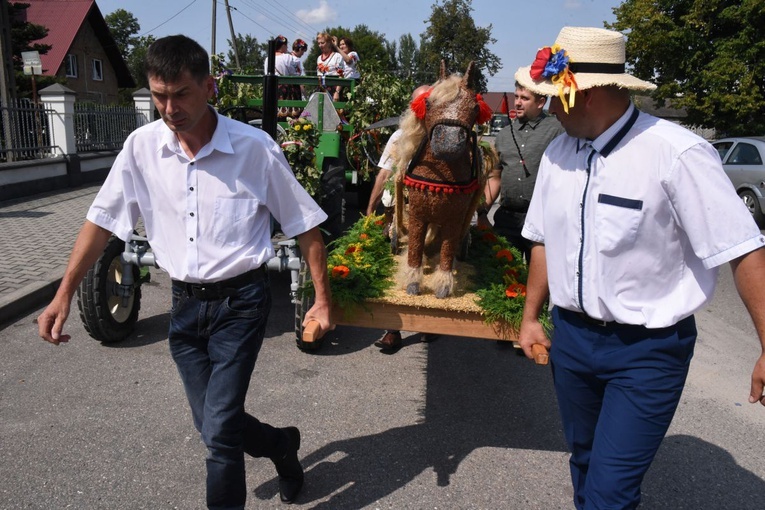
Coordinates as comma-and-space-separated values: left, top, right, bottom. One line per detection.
378, 129, 403, 207
341, 51, 360, 79
522, 103, 765, 327
265, 53, 302, 76
87, 111, 327, 283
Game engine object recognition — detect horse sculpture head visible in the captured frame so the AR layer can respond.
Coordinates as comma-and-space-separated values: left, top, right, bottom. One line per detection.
401, 61, 492, 164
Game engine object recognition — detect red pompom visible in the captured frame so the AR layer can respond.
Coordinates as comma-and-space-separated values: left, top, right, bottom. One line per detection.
530, 47, 552, 80
410, 90, 430, 119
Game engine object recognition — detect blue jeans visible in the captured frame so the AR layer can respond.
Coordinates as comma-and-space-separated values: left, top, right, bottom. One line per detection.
169, 276, 288, 509
551, 307, 696, 510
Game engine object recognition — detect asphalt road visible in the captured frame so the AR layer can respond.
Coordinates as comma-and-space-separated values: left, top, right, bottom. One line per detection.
1, 243, 764, 508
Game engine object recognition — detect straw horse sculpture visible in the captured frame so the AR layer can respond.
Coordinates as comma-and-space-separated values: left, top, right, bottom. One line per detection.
393, 61, 491, 298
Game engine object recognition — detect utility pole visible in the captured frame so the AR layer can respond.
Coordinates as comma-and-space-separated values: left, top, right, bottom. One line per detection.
224, 0, 240, 70
210, 0, 216, 57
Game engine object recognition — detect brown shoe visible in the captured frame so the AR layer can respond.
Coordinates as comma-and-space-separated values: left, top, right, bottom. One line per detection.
374, 331, 402, 350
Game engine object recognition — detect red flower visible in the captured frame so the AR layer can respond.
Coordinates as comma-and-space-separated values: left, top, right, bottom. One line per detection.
530, 47, 552, 80
476, 223, 491, 232
505, 283, 527, 298
345, 246, 358, 254
374, 220, 384, 226
482, 232, 497, 243
332, 265, 350, 278
505, 268, 519, 280
359, 233, 369, 240
496, 249, 514, 262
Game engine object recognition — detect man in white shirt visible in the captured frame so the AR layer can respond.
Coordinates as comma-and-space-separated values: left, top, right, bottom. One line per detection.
37, 35, 332, 507
515, 27, 765, 509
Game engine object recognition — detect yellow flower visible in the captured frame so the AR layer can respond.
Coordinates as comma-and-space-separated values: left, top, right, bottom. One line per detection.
293, 125, 301, 132
303, 124, 312, 131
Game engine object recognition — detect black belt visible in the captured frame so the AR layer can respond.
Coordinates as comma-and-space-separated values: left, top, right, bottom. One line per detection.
173, 266, 266, 301
561, 308, 643, 329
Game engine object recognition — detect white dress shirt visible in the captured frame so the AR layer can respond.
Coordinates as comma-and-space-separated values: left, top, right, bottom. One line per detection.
87, 111, 327, 283
522, 103, 765, 327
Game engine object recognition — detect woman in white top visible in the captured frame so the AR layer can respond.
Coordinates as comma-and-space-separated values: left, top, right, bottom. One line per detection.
264, 35, 302, 100
316, 32, 343, 98
333, 36, 361, 102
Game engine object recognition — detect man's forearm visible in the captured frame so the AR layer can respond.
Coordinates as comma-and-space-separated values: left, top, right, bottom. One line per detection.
522, 243, 549, 321
297, 227, 330, 305
731, 248, 765, 353
57, 221, 113, 301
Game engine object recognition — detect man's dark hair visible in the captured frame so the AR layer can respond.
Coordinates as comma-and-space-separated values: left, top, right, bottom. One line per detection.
514, 81, 546, 102
145, 35, 209, 83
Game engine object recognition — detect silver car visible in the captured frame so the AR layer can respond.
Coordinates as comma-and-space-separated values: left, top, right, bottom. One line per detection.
713, 136, 765, 226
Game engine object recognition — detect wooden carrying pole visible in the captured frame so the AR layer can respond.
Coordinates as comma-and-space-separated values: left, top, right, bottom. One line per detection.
301, 319, 550, 365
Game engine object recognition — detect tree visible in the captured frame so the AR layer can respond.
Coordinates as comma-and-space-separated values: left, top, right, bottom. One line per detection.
418, 0, 501, 92
396, 34, 420, 80
608, 0, 765, 136
104, 8, 140, 57
8, 1, 56, 98
126, 35, 155, 90
227, 33, 266, 74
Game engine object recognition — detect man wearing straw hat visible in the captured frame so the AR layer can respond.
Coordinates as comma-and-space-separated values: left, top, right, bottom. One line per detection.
515, 26, 765, 509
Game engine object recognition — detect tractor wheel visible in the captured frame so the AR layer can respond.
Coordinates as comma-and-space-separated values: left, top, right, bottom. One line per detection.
320, 157, 346, 241
294, 257, 322, 351
76, 236, 141, 343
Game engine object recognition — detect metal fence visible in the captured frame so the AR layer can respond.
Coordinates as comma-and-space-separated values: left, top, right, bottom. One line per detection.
0, 98, 57, 163
74, 102, 139, 152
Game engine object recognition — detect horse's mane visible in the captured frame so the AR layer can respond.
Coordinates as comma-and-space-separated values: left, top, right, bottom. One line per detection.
393, 74, 464, 174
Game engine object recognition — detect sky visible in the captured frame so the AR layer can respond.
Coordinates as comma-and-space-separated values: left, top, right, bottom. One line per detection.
95, 0, 624, 92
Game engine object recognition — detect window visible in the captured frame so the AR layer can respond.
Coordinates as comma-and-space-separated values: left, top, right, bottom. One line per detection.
65, 54, 77, 78
712, 141, 734, 162
91, 59, 103, 81
728, 143, 763, 165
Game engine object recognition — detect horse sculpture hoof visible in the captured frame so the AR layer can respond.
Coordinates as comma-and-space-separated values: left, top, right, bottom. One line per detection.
435, 287, 451, 299
406, 282, 420, 295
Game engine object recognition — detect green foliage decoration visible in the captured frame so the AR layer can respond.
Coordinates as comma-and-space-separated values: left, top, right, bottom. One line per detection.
211, 54, 260, 110
321, 214, 396, 312
470, 226, 552, 333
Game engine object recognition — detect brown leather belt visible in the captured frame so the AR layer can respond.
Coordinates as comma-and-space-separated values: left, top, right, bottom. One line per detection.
173, 266, 266, 301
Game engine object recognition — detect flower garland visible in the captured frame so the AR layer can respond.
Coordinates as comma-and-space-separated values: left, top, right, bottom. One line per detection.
529, 43, 578, 113
281, 113, 321, 197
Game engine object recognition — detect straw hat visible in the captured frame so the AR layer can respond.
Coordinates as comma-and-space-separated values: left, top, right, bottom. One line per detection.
515, 27, 656, 98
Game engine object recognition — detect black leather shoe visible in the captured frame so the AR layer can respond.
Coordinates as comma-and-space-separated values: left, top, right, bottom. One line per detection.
271, 427, 304, 503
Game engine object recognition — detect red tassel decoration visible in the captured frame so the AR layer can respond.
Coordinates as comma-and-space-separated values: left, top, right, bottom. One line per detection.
475, 94, 493, 125
410, 90, 430, 119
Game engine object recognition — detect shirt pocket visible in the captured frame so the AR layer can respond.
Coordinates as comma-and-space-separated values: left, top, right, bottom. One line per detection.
594, 193, 644, 255
213, 197, 258, 246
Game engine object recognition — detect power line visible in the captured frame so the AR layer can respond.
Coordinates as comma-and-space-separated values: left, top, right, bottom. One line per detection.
139, 0, 199, 37
256, 0, 318, 35
233, 0, 314, 41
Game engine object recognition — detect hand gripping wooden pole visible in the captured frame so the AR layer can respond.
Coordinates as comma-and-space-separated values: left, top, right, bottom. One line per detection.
531, 344, 549, 365
302, 320, 324, 344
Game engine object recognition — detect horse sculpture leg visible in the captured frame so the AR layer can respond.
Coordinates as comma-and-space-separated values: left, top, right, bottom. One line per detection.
432, 224, 461, 298
405, 214, 427, 295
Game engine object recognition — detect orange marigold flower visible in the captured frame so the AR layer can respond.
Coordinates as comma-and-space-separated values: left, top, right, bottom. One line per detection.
505, 283, 527, 298
345, 245, 358, 254
359, 233, 369, 240
496, 249, 514, 262
374, 220, 384, 226
482, 232, 497, 243
332, 265, 350, 278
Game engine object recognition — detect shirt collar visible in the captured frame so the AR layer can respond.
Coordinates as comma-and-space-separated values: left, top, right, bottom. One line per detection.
589, 102, 639, 157
518, 111, 546, 130
157, 107, 235, 158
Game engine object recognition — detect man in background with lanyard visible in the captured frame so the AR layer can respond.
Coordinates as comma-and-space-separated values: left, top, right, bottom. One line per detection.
479, 80, 563, 263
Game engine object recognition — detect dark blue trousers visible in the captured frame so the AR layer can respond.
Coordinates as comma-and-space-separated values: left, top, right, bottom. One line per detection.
551, 307, 696, 510
169, 276, 289, 510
